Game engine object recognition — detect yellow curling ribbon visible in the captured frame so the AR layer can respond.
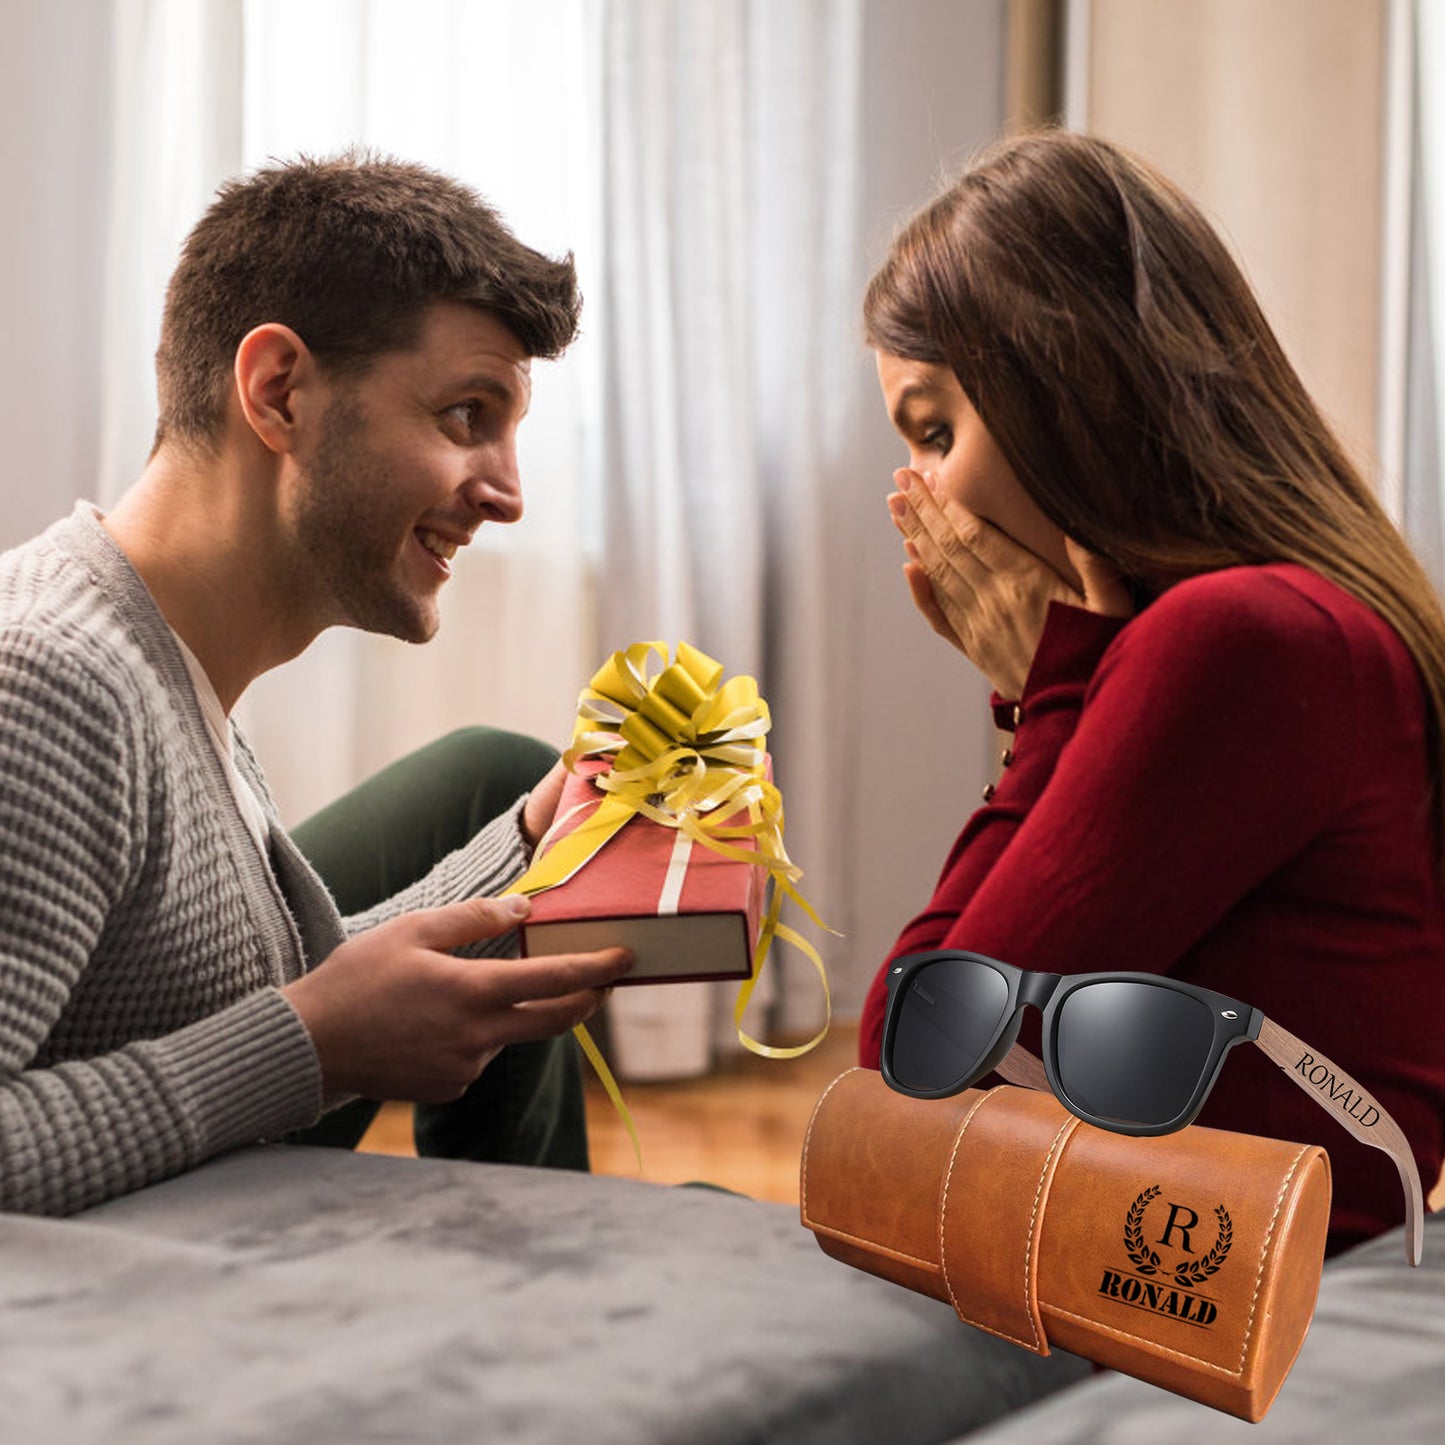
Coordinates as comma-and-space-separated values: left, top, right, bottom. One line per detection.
504, 642, 833, 1166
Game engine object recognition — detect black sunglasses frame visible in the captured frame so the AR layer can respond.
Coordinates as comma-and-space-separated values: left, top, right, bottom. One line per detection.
880, 949, 1425, 1266
881, 950, 1261, 1134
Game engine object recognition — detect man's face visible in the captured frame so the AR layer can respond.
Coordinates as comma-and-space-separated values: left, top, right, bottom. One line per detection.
288, 301, 532, 643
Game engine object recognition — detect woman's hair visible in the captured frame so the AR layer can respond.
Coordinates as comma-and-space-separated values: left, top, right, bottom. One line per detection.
864, 127, 1445, 858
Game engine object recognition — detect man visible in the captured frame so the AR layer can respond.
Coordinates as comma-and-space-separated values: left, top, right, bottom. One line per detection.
0, 153, 630, 1216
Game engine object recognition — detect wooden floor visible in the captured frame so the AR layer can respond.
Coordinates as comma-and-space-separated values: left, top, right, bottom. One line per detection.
357, 1022, 859, 1205
358, 1027, 1445, 1211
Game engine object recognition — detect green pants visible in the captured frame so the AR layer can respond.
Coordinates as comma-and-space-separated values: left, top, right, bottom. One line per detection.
286, 727, 590, 1171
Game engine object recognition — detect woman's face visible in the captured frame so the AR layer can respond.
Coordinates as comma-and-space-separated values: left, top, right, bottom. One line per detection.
875, 352, 1078, 587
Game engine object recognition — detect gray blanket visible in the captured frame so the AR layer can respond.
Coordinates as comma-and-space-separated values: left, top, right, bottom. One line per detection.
0, 1145, 1087, 1444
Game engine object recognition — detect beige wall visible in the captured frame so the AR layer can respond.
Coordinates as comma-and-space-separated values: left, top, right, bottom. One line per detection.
1084, 0, 1388, 472
823, 0, 1010, 1021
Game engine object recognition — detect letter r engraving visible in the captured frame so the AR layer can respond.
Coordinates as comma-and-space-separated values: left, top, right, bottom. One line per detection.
1158, 1202, 1199, 1253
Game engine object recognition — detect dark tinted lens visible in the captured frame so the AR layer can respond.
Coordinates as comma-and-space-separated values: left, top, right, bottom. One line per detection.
890, 957, 1010, 1092
1054, 980, 1215, 1127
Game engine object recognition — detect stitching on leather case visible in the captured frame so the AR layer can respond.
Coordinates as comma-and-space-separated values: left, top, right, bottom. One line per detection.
937, 1090, 1008, 1336
800, 1067, 860, 1229
808, 1221, 940, 1272
1236, 1144, 1312, 1374
945, 1097, 1075, 1352
1014, 1114, 1079, 1345
1042, 1302, 1244, 1378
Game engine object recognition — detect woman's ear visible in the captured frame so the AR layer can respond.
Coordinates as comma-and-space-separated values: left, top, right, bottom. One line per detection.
233, 323, 315, 454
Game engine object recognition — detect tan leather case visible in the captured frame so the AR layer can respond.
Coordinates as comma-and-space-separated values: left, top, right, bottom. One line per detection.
800, 1068, 1331, 1422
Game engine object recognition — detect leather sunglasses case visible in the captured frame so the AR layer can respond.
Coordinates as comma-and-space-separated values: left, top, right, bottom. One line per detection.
799, 1068, 1332, 1422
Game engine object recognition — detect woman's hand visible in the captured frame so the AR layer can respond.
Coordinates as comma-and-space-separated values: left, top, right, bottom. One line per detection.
888, 468, 1132, 698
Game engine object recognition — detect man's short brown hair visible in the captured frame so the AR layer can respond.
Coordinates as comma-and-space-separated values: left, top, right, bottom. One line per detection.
153, 151, 581, 450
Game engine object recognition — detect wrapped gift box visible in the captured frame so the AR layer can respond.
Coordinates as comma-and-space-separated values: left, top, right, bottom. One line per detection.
518, 764, 766, 984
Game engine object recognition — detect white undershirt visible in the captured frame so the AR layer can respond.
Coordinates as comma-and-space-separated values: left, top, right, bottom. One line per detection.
171, 631, 271, 860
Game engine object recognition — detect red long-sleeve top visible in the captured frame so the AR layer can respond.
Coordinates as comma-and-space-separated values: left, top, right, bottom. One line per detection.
859, 563, 1445, 1254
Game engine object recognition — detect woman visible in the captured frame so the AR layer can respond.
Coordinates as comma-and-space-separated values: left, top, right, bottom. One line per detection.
859, 129, 1445, 1255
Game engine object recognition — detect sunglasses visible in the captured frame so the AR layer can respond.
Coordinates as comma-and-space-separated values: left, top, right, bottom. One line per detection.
881, 950, 1424, 1265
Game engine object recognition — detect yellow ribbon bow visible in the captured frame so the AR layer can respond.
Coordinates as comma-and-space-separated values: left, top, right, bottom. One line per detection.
506, 642, 832, 1162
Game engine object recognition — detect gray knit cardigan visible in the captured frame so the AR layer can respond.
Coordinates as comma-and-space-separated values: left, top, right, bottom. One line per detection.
0, 505, 529, 1215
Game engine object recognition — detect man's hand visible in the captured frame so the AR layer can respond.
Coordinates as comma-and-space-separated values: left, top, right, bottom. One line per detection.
282, 894, 630, 1102
521, 759, 570, 850
888, 468, 1131, 698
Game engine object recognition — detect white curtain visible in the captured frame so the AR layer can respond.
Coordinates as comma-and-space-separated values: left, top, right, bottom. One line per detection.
3, 0, 1020, 1069
99, 0, 599, 825
590, 0, 862, 1060
0, 0, 113, 552
99, 0, 244, 507
1408, 0, 1445, 584
96, 0, 871, 1068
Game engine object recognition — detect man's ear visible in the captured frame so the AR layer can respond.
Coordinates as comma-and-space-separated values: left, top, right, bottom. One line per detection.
234, 323, 317, 454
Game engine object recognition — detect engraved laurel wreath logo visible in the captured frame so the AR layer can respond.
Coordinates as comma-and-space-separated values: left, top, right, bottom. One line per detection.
1124, 1185, 1233, 1287
1123, 1185, 1164, 1274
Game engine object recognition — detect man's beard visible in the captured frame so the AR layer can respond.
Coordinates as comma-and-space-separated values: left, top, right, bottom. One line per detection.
292, 389, 439, 644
